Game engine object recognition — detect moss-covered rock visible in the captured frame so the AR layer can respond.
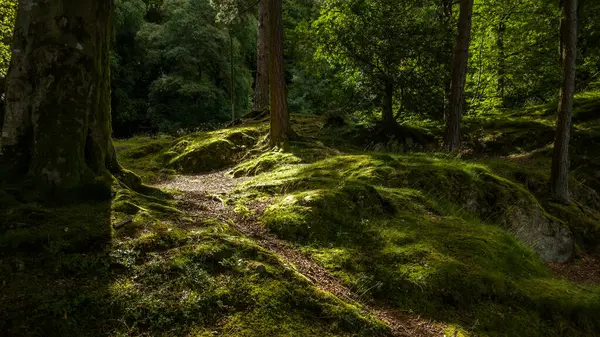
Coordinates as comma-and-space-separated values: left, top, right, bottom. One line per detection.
243, 153, 574, 262
115, 126, 265, 180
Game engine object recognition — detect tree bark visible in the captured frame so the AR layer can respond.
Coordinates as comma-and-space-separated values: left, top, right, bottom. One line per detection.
253, 0, 269, 112
440, 0, 454, 122
382, 79, 395, 126
445, 0, 474, 151
267, 0, 293, 146
497, 21, 507, 106
550, 0, 578, 204
0, 0, 120, 192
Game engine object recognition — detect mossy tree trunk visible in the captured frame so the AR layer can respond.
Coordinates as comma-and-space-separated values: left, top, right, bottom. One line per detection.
267, 0, 294, 146
253, 0, 269, 112
0, 0, 120, 192
550, 0, 578, 204
445, 0, 474, 151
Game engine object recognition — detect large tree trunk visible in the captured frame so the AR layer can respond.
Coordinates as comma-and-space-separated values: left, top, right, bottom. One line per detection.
267, 0, 293, 146
550, 0, 578, 204
445, 0, 474, 151
0, 0, 120, 192
253, 0, 269, 112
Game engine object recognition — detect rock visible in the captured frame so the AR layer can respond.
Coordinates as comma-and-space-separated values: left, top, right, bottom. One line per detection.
500, 207, 574, 262
255, 264, 267, 274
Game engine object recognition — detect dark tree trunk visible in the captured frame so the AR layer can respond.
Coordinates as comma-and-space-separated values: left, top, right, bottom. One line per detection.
382, 79, 395, 126
445, 0, 474, 151
253, 0, 269, 112
0, 0, 120, 192
497, 21, 506, 106
550, 0, 578, 204
267, 0, 294, 146
440, 0, 454, 122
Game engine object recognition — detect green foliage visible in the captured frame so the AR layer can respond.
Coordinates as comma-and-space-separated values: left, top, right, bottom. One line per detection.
467, 0, 561, 109
309, 0, 449, 120
111, 0, 256, 136
578, 1, 600, 90
0, 0, 16, 79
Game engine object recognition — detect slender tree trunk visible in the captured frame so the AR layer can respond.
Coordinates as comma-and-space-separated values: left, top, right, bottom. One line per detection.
497, 21, 506, 106
440, 0, 454, 122
253, 0, 269, 112
382, 79, 395, 126
550, 0, 578, 204
0, 0, 120, 192
267, 0, 293, 146
445, 0, 474, 151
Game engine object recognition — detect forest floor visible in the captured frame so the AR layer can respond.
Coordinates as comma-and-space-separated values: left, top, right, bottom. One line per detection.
158, 171, 444, 337
2, 92, 600, 336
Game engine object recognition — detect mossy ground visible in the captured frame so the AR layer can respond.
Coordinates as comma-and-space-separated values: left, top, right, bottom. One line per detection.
0, 181, 389, 336
4, 93, 600, 336
233, 151, 600, 336
225, 93, 600, 336
114, 124, 267, 183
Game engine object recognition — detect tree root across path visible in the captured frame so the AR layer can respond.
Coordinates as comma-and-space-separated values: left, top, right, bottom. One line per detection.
157, 171, 446, 337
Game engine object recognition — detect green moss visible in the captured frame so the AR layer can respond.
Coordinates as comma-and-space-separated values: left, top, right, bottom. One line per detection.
233, 148, 600, 336
0, 179, 388, 336
7, 91, 600, 336
232, 150, 302, 177
115, 125, 265, 181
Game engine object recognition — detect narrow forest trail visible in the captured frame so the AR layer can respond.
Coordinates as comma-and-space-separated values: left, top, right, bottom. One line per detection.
157, 171, 447, 337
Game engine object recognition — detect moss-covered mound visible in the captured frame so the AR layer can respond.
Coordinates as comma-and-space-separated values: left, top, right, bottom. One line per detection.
0, 184, 390, 336
115, 125, 266, 182
230, 147, 600, 336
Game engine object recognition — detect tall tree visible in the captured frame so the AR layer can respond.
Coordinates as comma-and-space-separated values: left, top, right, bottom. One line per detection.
267, 0, 294, 145
439, 0, 454, 121
550, 0, 578, 204
253, 0, 269, 112
0, 0, 120, 192
445, 0, 474, 151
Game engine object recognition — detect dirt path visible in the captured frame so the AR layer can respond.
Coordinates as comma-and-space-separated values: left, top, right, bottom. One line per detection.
158, 171, 445, 337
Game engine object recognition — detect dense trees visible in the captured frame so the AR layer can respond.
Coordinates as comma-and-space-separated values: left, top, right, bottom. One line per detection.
111, 0, 255, 135
310, 0, 449, 126
2, 0, 600, 197
467, 0, 560, 109
1, 0, 118, 191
